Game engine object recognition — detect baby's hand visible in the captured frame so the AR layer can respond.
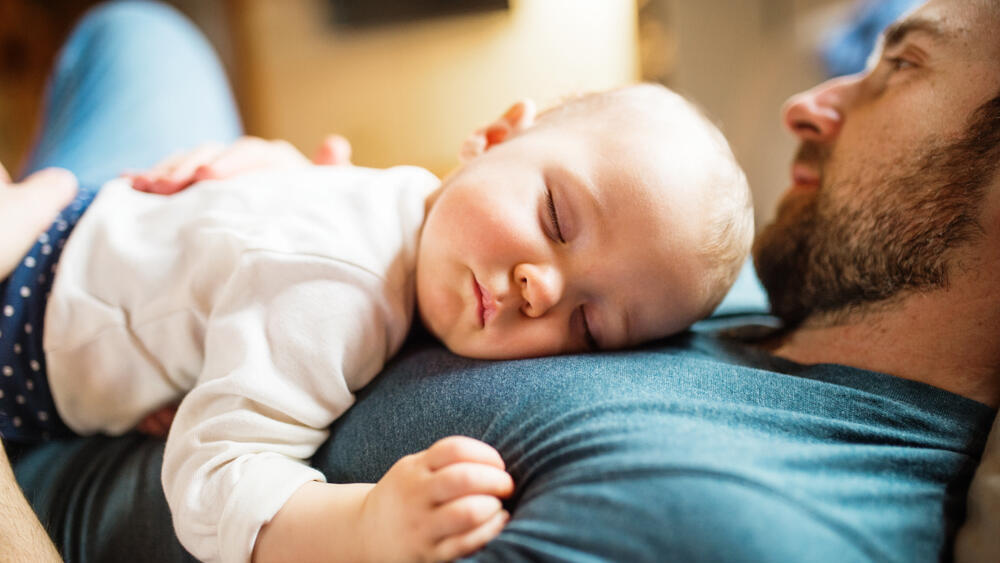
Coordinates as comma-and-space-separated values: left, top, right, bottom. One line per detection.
128, 135, 352, 195
359, 436, 514, 562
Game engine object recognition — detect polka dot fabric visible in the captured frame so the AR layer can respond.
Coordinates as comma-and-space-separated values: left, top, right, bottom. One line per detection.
0, 184, 98, 442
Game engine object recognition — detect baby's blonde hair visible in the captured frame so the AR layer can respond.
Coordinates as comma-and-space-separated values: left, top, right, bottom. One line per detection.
539, 83, 754, 322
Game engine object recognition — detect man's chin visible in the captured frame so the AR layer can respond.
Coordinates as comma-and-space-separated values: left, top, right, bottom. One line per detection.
752, 199, 819, 327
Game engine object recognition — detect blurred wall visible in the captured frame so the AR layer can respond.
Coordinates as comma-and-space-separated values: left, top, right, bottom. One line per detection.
0, 1, 92, 174
0, 0, 234, 175
1, 0, 863, 230
646, 0, 851, 227
232, 0, 639, 177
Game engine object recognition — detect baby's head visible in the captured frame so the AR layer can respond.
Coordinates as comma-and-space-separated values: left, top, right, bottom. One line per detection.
416, 83, 753, 359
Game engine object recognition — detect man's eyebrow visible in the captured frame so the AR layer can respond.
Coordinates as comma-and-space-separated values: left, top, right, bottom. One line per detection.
882, 17, 946, 50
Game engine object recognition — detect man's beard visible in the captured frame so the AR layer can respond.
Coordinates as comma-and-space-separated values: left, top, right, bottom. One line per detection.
753, 95, 1000, 328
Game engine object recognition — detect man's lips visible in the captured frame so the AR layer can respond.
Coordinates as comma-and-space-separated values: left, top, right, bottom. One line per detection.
790, 142, 827, 190
791, 162, 820, 188
472, 275, 497, 328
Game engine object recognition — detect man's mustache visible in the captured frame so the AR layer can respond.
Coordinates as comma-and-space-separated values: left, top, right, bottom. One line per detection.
793, 142, 831, 173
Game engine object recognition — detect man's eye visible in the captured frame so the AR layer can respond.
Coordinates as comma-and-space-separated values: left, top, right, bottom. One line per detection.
546, 189, 565, 243
886, 56, 916, 72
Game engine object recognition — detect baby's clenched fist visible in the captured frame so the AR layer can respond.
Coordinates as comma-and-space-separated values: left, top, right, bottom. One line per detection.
358, 436, 514, 562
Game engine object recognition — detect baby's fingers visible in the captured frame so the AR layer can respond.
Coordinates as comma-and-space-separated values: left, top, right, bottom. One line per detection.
425, 435, 506, 471
194, 138, 307, 182
131, 143, 223, 194
433, 506, 509, 562
129, 150, 189, 192
431, 494, 504, 540
313, 134, 352, 166
430, 462, 514, 504
160, 143, 225, 192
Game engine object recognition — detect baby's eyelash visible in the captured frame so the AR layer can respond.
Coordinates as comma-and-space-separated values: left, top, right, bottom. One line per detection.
581, 307, 598, 351
546, 189, 565, 243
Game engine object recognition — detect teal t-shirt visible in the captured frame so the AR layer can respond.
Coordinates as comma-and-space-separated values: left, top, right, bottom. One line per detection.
318, 327, 993, 563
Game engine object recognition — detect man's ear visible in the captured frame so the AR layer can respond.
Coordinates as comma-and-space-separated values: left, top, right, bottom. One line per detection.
459, 99, 537, 162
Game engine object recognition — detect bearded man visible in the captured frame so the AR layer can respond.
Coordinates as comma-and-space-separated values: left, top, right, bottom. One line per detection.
756, 0, 1000, 409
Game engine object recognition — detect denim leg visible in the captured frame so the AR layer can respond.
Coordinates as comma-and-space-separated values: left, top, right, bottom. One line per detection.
22, 0, 242, 188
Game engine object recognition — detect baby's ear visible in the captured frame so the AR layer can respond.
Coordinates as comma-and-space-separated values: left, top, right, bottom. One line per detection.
459, 99, 537, 162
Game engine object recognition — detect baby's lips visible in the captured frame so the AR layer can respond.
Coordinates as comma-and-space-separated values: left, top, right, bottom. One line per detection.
478, 282, 499, 326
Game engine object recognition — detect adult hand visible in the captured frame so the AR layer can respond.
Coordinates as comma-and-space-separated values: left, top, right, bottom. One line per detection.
358, 436, 513, 562
0, 163, 78, 279
129, 135, 353, 195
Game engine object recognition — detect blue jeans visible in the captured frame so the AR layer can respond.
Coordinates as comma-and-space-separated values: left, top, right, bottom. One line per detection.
22, 0, 241, 186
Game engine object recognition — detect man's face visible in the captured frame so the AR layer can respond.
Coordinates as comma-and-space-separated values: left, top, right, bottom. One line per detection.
753, 0, 1000, 326
415, 108, 716, 359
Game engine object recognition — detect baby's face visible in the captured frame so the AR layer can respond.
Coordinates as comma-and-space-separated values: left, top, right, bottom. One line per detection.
416, 100, 717, 359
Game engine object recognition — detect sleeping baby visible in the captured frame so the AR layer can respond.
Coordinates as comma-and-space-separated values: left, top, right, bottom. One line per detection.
0, 83, 752, 563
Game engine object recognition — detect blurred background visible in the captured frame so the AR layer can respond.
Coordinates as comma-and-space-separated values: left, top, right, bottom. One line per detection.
0, 0, 917, 227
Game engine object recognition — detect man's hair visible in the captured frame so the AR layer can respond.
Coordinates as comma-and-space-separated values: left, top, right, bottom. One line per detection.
539, 83, 755, 320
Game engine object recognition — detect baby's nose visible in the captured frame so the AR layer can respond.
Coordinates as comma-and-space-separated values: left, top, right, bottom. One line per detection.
514, 263, 563, 318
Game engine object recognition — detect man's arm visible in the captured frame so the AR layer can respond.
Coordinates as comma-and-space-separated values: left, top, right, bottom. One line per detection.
0, 440, 62, 562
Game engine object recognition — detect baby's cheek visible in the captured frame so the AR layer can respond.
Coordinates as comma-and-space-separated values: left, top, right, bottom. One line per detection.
493, 320, 570, 360
478, 215, 538, 262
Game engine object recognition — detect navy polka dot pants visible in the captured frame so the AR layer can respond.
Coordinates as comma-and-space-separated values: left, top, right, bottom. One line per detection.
0, 185, 98, 442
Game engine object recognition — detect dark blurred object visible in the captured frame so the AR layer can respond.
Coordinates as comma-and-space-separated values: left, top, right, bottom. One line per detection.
0, 0, 100, 174
821, 0, 920, 77
0, 0, 238, 174
329, 0, 507, 28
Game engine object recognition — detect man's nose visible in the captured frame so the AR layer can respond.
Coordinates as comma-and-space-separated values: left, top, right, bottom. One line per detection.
514, 262, 564, 318
781, 74, 860, 143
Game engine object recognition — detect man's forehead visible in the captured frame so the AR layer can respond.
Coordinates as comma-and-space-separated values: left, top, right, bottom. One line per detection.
901, 0, 993, 44
871, 5, 948, 55
867, 0, 998, 68
923, 0, 1000, 63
